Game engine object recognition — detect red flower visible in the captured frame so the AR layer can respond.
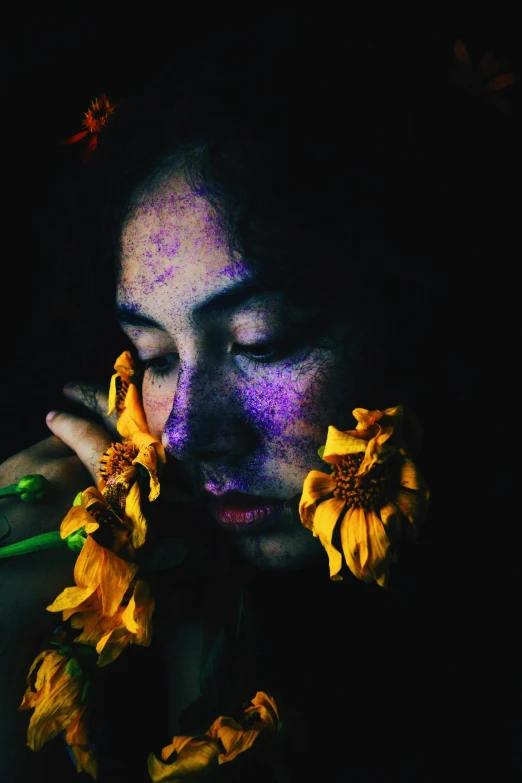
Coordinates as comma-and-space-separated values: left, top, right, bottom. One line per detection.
61, 94, 115, 160
449, 39, 516, 116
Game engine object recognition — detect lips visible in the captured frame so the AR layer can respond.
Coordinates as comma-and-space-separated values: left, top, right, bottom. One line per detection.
204, 491, 287, 532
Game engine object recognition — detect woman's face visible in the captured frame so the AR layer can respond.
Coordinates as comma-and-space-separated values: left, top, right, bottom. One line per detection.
117, 175, 362, 570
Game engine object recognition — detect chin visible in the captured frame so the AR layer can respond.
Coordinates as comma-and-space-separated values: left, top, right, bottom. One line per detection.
230, 528, 325, 571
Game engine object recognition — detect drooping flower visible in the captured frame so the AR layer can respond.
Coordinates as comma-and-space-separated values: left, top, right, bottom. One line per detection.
299, 406, 430, 587
69, 578, 155, 666
18, 648, 97, 778
101, 351, 166, 548
449, 39, 516, 116
107, 350, 135, 417
147, 692, 280, 781
47, 488, 138, 619
61, 94, 115, 161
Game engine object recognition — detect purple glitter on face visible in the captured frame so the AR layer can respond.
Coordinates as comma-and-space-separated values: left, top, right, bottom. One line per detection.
117, 174, 360, 571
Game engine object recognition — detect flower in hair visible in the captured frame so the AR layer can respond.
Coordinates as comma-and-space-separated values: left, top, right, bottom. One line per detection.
299, 406, 429, 587
61, 94, 115, 160
449, 39, 516, 116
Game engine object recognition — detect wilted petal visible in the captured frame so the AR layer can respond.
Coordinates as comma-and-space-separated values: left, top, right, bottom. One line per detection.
117, 384, 150, 439
312, 498, 346, 579
96, 626, 132, 666
125, 480, 148, 549
340, 507, 365, 580
121, 579, 154, 643
399, 458, 424, 490
209, 716, 254, 762
395, 489, 426, 527
299, 470, 336, 529
148, 735, 220, 781
340, 506, 391, 583
64, 707, 98, 778
60, 505, 100, 538
323, 426, 367, 462
244, 691, 279, 730
98, 548, 138, 617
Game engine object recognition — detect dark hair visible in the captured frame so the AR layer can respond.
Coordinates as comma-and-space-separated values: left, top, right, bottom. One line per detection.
81, 40, 437, 413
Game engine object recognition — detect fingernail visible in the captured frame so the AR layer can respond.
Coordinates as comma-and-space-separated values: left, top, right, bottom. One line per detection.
62, 382, 77, 397
46, 410, 60, 423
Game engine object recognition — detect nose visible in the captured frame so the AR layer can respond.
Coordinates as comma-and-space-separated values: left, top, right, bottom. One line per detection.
162, 360, 251, 464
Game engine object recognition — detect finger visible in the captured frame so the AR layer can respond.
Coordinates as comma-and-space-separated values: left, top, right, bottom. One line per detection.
63, 382, 119, 437
46, 411, 113, 484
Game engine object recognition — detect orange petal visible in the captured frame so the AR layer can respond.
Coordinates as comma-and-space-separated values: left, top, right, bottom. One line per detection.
60, 130, 89, 145
339, 507, 366, 581
60, 505, 100, 538
299, 470, 336, 529
46, 585, 98, 614
99, 548, 138, 617
312, 498, 346, 579
245, 691, 279, 729
323, 425, 368, 462
73, 535, 104, 589
486, 73, 516, 90
399, 458, 425, 491
96, 626, 132, 666
148, 736, 220, 781
453, 39, 471, 68
366, 509, 392, 578
117, 384, 150, 438
125, 480, 148, 549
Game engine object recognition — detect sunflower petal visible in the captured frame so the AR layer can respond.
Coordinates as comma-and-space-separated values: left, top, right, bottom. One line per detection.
60, 505, 100, 539
400, 458, 424, 490
125, 481, 148, 549
148, 736, 220, 781
323, 426, 368, 462
99, 548, 138, 617
299, 470, 336, 529
117, 384, 150, 438
312, 498, 346, 579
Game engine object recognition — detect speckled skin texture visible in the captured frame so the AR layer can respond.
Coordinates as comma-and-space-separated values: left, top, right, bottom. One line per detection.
117, 175, 363, 570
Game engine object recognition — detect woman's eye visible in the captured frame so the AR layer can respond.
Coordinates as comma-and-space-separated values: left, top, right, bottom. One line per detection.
143, 354, 178, 378
232, 338, 305, 365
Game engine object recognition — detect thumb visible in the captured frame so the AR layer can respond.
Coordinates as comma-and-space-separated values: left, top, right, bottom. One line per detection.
45, 410, 114, 485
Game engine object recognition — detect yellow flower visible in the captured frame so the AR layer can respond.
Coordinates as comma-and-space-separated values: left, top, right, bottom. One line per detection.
18, 649, 97, 778
148, 735, 221, 782
103, 351, 166, 548
147, 692, 280, 781
69, 578, 155, 666
47, 489, 138, 619
107, 350, 135, 417
299, 406, 429, 587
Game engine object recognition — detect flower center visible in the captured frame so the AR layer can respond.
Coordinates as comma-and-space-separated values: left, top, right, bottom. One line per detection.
332, 453, 396, 511
99, 441, 139, 481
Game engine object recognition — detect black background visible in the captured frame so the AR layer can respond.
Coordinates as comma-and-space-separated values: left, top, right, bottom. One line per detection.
1, 8, 520, 779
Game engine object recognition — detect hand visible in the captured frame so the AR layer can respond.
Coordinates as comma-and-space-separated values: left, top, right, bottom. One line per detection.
0, 383, 116, 545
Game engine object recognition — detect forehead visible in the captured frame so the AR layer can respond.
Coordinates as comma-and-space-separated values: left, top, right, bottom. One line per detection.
118, 175, 249, 310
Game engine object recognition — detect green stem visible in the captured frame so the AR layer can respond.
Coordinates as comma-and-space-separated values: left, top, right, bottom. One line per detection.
0, 531, 64, 559
0, 484, 21, 499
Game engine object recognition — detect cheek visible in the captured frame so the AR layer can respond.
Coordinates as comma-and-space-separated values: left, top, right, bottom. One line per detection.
142, 374, 177, 441
239, 359, 342, 443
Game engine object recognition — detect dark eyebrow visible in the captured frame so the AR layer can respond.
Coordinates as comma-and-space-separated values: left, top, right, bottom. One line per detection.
116, 280, 276, 329
115, 307, 165, 330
